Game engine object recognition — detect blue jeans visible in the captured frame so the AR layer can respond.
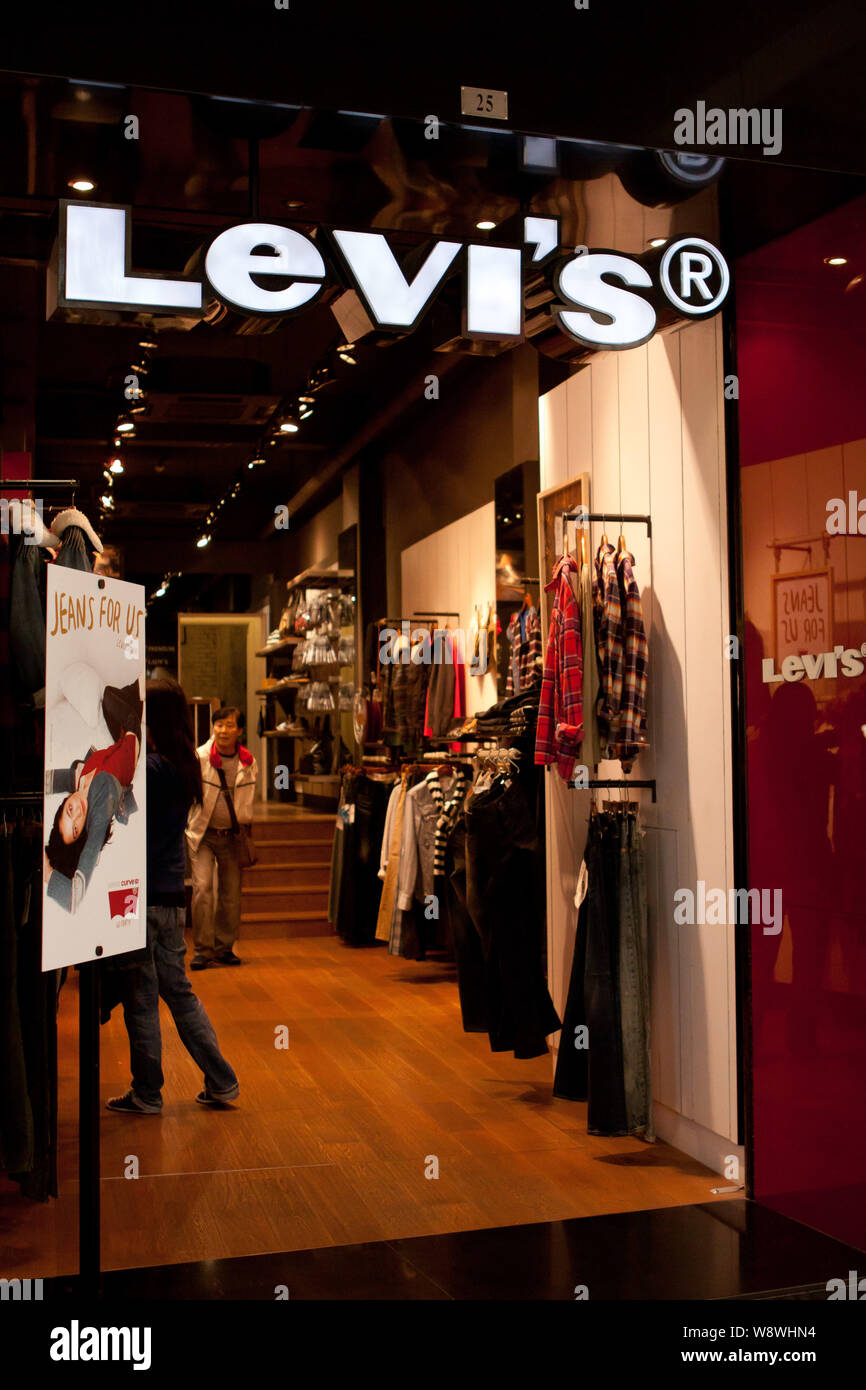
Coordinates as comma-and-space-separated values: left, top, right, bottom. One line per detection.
122, 905, 239, 1110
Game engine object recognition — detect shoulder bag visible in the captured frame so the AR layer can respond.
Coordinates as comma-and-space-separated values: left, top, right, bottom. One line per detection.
216, 766, 258, 867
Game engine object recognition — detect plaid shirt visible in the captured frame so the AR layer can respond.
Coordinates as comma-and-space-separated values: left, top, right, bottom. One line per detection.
505, 607, 543, 695
593, 542, 623, 754
609, 549, 648, 772
535, 554, 583, 782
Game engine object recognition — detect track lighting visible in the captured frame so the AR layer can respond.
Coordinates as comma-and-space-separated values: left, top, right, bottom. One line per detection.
155, 584, 167, 598
138, 339, 157, 351
100, 493, 114, 509
109, 457, 124, 474
196, 535, 211, 549
279, 419, 299, 433
116, 418, 135, 433
338, 343, 357, 365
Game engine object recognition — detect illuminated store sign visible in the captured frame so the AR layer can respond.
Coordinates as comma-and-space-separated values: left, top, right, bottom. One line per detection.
49, 203, 730, 351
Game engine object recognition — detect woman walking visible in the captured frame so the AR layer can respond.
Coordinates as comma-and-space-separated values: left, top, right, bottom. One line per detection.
106, 678, 239, 1114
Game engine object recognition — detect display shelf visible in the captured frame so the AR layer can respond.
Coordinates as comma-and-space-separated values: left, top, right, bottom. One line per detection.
262, 729, 312, 740
255, 680, 309, 697
286, 566, 354, 592
255, 636, 301, 658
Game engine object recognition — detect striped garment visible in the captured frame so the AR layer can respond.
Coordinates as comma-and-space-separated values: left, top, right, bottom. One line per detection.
534, 554, 583, 782
609, 549, 649, 772
426, 768, 468, 874
593, 542, 623, 755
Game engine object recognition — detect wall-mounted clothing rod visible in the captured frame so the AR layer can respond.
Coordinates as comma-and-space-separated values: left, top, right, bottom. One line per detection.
577, 778, 656, 802
412, 611, 460, 618
560, 511, 653, 539
1, 478, 80, 491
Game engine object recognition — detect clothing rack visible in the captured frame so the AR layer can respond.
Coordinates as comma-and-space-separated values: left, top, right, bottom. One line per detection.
1, 469, 98, 1294
560, 510, 653, 540
580, 778, 656, 803
412, 610, 460, 619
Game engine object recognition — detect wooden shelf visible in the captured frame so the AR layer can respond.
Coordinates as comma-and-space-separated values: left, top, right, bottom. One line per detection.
255, 636, 301, 658
286, 566, 354, 592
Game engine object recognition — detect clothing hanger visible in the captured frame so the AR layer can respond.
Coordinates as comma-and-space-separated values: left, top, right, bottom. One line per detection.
600, 513, 608, 548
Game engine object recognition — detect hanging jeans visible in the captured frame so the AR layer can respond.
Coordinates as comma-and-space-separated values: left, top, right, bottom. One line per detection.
121, 905, 239, 1110
617, 813, 653, 1139
462, 777, 561, 1059
554, 810, 652, 1139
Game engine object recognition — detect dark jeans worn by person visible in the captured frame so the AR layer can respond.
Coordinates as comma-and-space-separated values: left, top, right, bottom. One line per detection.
121, 905, 239, 1111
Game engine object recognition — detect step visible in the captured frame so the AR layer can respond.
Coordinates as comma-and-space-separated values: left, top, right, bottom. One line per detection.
242, 885, 329, 913
240, 910, 333, 939
253, 839, 334, 866
243, 861, 331, 888
252, 820, 334, 844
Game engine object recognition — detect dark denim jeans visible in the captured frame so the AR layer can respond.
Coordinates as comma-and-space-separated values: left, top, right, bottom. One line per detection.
122, 905, 239, 1110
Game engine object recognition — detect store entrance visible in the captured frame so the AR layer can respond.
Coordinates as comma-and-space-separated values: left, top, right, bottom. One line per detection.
0, 72, 744, 1281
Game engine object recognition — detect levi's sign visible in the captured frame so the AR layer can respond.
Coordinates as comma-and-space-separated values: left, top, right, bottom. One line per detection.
49, 202, 730, 351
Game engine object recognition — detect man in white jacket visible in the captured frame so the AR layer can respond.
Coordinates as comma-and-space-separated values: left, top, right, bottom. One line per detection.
186, 706, 258, 969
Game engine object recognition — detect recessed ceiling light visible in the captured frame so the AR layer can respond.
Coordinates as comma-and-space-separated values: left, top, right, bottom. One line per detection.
648, 237, 667, 248
68, 178, 96, 192
824, 256, 848, 266
476, 220, 497, 231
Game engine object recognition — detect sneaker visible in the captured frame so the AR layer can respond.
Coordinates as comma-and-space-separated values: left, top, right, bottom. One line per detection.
213, 950, 242, 966
190, 954, 211, 970
106, 1090, 160, 1115
195, 1089, 238, 1107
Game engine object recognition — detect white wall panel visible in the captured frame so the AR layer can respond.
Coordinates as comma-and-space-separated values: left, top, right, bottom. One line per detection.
540, 312, 738, 1167
400, 502, 498, 717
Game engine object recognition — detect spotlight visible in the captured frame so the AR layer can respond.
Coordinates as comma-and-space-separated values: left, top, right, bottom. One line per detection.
116, 419, 135, 433
196, 535, 211, 549
129, 402, 147, 415
68, 178, 96, 192
249, 454, 266, 467
648, 237, 667, 248
285, 199, 305, 210
100, 493, 114, 509
279, 420, 299, 433
338, 343, 357, 365
103, 470, 114, 486
299, 406, 313, 420
109, 457, 124, 474
114, 437, 122, 447
476, 220, 496, 231
155, 585, 167, 598
298, 395, 315, 405
824, 256, 848, 266
138, 338, 158, 351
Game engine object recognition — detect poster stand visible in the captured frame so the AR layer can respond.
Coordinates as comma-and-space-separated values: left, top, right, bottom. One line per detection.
0, 477, 102, 1293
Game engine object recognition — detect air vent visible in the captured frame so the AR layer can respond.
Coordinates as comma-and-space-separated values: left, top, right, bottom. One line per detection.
140, 393, 279, 426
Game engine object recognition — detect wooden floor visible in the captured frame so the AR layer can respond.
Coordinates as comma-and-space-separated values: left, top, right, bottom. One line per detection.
3, 934, 733, 1277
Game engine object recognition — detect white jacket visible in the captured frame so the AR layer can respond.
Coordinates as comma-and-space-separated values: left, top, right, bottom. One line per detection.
186, 737, 259, 854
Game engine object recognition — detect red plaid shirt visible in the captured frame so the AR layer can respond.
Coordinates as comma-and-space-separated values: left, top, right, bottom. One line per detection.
534, 554, 583, 782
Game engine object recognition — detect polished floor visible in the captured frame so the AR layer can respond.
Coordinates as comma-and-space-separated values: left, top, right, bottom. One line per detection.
54, 1199, 865, 1301
7, 932, 735, 1278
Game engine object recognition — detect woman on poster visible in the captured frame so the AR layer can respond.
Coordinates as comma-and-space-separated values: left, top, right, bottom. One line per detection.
44, 677, 144, 912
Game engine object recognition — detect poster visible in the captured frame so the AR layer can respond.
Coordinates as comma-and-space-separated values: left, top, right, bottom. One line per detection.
42, 567, 147, 971
772, 568, 833, 664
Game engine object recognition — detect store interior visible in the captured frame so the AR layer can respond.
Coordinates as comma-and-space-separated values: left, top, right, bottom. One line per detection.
1, 73, 864, 1280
